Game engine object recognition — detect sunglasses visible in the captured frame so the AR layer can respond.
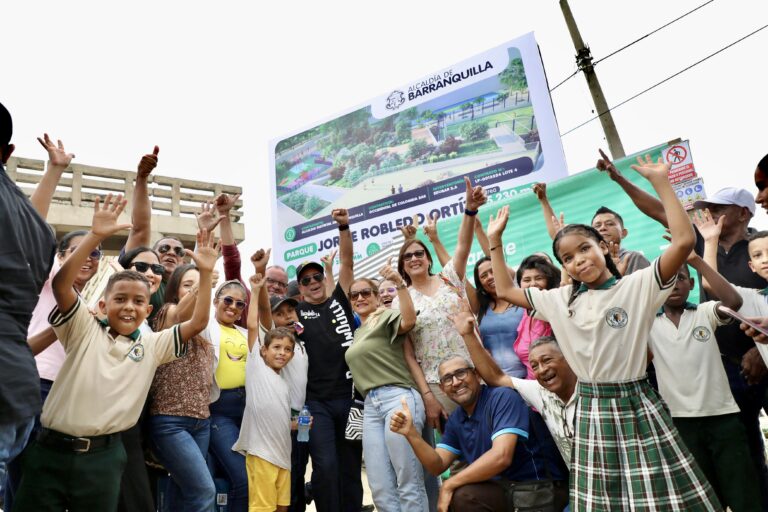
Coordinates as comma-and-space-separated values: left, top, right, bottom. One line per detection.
131, 261, 165, 275
221, 296, 247, 310
299, 273, 324, 287
349, 288, 376, 300
157, 244, 185, 257
64, 246, 102, 260
439, 367, 473, 387
266, 277, 288, 289
402, 249, 426, 262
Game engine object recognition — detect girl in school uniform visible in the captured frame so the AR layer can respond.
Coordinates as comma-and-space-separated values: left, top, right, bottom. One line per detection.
486, 155, 721, 511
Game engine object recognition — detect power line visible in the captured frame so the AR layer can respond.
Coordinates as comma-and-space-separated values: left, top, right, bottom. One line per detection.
560, 23, 768, 137
549, 0, 716, 92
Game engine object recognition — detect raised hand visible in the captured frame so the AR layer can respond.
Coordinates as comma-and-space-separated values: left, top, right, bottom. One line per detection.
630, 154, 670, 183
379, 257, 404, 286
37, 133, 74, 170
532, 182, 547, 201
321, 248, 338, 273
449, 298, 476, 336
551, 212, 566, 234
137, 146, 159, 179
399, 214, 419, 241
423, 212, 439, 242
91, 194, 132, 238
389, 396, 415, 437
249, 272, 266, 291
596, 149, 622, 181
250, 248, 271, 274
215, 193, 241, 216
189, 229, 220, 272
487, 206, 510, 240
464, 176, 487, 211
609, 242, 629, 276
692, 208, 723, 242
331, 208, 349, 226
196, 200, 224, 232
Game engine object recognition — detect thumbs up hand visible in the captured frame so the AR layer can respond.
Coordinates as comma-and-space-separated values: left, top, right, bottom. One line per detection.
390, 396, 415, 437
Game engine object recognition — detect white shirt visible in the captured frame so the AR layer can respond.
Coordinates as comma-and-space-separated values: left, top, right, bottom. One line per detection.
259, 322, 308, 412
512, 378, 575, 467
525, 259, 674, 382
649, 301, 738, 417
734, 286, 768, 366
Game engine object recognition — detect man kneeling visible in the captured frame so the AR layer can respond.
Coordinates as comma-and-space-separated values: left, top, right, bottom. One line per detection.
390, 354, 568, 511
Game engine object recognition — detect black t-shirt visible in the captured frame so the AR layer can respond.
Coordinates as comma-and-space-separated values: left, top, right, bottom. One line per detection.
297, 282, 356, 401
0, 167, 56, 422
694, 226, 767, 359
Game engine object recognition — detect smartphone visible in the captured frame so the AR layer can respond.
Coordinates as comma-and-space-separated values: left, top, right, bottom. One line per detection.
718, 305, 768, 338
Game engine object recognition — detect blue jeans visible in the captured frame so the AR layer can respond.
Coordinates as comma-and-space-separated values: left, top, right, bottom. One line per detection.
363, 386, 428, 512
150, 415, 215, 512
0, 416, 34, 489
306, 398, 363, 512
209, 388, 247, 512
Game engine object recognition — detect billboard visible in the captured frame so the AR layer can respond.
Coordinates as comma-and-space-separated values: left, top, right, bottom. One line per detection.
269, 32, 567, 277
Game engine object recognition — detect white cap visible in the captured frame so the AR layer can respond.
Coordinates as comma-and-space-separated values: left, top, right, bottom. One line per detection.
693, 187, 755, 216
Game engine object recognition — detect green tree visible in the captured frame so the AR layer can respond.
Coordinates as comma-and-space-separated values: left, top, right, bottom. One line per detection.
499, 58, 527, 91
396, 119, 412, 143
460, 121, 489, 142
496, 92, 510, 109
407, 139, 433, 160
474, 97, 485, 116
304, 195, 322, 216
461, 102, 474, 120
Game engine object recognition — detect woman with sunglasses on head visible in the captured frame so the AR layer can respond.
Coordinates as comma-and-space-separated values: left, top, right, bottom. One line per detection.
207, 279, 250, 512
345, 261, 428, 512
148, 264, 217, 511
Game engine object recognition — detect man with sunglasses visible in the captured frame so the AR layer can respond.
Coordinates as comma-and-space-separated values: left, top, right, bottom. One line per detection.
391, 354, 567, 511
293, 208, 363, 512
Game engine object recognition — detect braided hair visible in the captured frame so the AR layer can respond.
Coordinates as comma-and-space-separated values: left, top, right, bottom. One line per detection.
552, 224, 622, 315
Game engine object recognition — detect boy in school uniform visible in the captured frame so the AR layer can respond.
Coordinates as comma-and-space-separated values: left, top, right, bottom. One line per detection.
13, 194, 218, 512
648, 254, 761, 511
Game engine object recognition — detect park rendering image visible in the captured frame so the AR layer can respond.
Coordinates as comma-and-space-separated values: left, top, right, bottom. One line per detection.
273, 47, 542, 224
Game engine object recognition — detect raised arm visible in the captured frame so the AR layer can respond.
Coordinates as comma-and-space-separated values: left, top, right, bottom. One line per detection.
246, 273, 267, 350
332, 208, 354, 292
53, 195, 132, 312
423, 213, 451, 266
390, 397, 456, 475
532, 182, 561, 240
380, 259, 414, 334
687, 254, 742, 311
486, 206, 531, 309
250, 249, 273, 331
452, 177, 487, 281
691, 208, 723, 293
473, 217, 491, 257
630, 155, 695, 282
320, 248, 338, 297
178, 229, 218, 342
30, 134, 74, 219
451, 301, 512, 388
125, 146, 159, 251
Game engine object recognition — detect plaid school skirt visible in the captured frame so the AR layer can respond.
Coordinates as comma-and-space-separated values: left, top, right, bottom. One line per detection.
571, 378, 722, 511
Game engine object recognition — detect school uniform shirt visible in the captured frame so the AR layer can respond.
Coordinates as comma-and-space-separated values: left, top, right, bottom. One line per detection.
512, 378, 575, 468
648, 301, 738, 417
233, 342, 291, 470
296, 282, 356, 401
42, 298, 186, 436
524, 258, 675, 382
734, 286, 768, 367
437, 385, 547, 481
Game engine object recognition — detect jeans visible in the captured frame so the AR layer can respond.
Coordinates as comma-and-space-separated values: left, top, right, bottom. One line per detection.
306, 398, 363, 512
209, 387, 248, 512
0, 416, 34, 489
150, 415, 215, 512
363, 386, 428, 512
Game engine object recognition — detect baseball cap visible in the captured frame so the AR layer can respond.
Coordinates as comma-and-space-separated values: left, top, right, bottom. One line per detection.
286, 280, 300, 298
693, 187, 755, 216
270, 295, 298, 312
295, 261, 324, 279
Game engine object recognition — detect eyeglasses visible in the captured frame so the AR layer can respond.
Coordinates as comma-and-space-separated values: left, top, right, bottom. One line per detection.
402, 249, 426, 262
64, 246, 102, 260
266, 277, 288, 289
299, 273, 324, 287
131, 262, 165, 275
221, 296, 247, 310
349, 288, 376, 300
157, 244, 185, 257
439, 367, 473, 387
379, 287, 397, 294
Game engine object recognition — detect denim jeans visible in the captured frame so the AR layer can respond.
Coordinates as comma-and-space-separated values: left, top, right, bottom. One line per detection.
209, 387, 247, 512
306, 398, 363, 512
0, 416, 34, 489
150, 415, 215, 512
363, 386, 428, 512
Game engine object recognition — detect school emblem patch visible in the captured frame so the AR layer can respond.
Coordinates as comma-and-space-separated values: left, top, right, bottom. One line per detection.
128, 344, 145, 362
605, 307, 628, 329
692, 326, 711, 342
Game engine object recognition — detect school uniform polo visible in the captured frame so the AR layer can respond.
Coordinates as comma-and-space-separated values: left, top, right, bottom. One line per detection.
734, 286, 768, 367
648, 301, 738, 417
42, 298, 186, 437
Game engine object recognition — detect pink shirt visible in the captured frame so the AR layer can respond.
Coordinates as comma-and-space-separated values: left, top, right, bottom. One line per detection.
514, 309, 553, 380
34, 260, 65, 382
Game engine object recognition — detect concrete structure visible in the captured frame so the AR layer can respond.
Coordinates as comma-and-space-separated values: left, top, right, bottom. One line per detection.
7, 156, 245, 253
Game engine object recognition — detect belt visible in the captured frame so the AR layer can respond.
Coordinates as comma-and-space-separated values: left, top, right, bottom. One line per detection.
37, 428, 121, 453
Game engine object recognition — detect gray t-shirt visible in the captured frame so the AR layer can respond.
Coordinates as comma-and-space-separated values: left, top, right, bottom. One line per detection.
619, 248, 650, 275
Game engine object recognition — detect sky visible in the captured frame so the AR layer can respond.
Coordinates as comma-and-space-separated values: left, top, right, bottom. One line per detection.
3, 0, 767, 256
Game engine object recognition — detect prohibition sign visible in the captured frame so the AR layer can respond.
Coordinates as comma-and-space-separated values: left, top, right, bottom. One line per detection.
666, 145, 688, 165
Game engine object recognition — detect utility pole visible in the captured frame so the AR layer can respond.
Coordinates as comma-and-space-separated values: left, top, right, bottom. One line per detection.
559, 0, 625, 158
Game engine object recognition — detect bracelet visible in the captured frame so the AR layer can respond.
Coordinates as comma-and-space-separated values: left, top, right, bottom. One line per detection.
338, 224, 350, 231
396, 282, 408, 290
489, 245, 501, 251
423, 390, 433, 396
464, 208, 478, 217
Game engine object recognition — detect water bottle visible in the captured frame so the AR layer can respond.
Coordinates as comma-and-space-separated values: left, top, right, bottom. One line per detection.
297, 405, 311, 442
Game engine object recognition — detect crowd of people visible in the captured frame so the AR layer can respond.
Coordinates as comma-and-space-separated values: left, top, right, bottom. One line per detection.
3, 97, 768, 512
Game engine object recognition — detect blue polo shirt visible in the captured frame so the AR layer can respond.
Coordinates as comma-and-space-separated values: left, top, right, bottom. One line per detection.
437, 385, 548, 481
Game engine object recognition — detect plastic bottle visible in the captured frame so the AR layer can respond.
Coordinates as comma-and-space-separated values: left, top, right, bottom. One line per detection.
297, 405, 311, 442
